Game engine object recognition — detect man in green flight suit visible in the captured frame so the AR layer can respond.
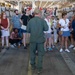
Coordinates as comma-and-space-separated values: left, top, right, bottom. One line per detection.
27, 8, 48, 74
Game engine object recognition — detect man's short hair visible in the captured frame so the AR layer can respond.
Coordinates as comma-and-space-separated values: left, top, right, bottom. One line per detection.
34, 8, 41, 15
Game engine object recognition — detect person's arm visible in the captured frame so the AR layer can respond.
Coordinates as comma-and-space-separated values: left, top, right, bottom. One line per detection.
20, 15, 23, 24
57, 23, 62, 28
43, 20, 48, 31
56, 20, 60, 29
20, 19, 23, 24
1, 26, 4, 30
0, 19, 5, 29
10, 32, 15, 39
7, 18, 10, 29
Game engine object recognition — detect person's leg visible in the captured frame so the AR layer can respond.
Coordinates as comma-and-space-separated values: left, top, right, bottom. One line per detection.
61, 36, 64, 48
37, 43, 45, 72
18, 28, 22, 38
58, 34, 62, 45
9, 38, 19, 45
44, 38, 47, 51
5, 36, 9, 49
51, 34, 55, 48
9, 39, 14, 45
54, 29, 57, 43
60, 36, 64, 52
23, 33, 27, 48
74, 32, 75, 47
15, 39, 21, 47
73, 39, 75, 50
65, 37, 68, 49
1, 37, 4, 48
47, 38, 49, 47
9, 39, 16, 48
69, 34, 74, 48
71, 34, 74, 45
30, 43, 36, 69
73, 31, 75, 49
65, 37, 70, 52
48, 37, 52, 50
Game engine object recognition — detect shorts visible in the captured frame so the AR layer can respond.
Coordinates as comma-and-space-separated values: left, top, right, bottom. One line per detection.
44, 33, 51, 38
21, 29, 27, 33
62, 31, 70, 37
1, 29, 10, 37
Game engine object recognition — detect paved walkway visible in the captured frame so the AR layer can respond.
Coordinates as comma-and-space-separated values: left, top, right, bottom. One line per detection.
0, 47, 29, 75
0, 45, 75, 75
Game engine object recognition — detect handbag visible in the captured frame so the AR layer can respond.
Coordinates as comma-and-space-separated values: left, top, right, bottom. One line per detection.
59, 31, 63, 35
21, 25, 26, 30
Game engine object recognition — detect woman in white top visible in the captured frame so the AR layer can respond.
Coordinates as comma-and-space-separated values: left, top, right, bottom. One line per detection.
59, 12, 70, 52
44, 13, 53, 51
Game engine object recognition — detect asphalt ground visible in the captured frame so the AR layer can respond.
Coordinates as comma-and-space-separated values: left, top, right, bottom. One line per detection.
0, 45, 75, 75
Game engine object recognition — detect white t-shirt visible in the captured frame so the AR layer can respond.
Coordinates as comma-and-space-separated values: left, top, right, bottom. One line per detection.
59, 19, 69, 31
44, 18, 52, 33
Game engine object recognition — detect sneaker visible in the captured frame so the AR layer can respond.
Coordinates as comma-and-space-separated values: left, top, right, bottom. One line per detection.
2, 46, 4, 49
36, 50, 38, 55
65, 49, 70, 53
44, 48, 47, 51
18, 43, 21, 48
69, 45, 74, 48
73, 47, 75, 50
31, 65, 36, 70
6, 47, 9, 50
47, 47, 49, 50
10, 45, 15, 48
13, 43, 17, 47
37, 69, 42, 74
54, 39, 57, 43
24, 46, 27, 49
52, 45, 55, 48
48, 48, 53, 51
60, 48, 63, 52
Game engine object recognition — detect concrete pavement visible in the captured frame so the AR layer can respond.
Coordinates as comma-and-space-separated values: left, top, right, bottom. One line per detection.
0, 47, 29, 75
0, 46, 75, 75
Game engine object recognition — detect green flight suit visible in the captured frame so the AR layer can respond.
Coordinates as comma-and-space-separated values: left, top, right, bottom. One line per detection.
27, 16, 48, 70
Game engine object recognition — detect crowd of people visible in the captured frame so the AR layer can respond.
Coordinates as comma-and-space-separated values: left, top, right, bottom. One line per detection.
0, 7, 75, 73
